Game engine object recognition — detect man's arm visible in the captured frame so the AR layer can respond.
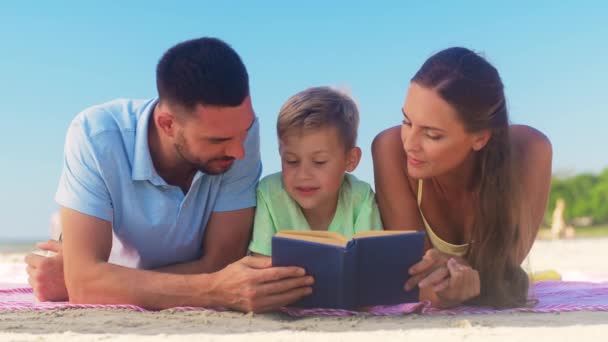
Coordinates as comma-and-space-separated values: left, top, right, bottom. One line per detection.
155, 207, 254, 274
25, 207, 255, 300
61, 206, 313, 311
61, 206, 206, 307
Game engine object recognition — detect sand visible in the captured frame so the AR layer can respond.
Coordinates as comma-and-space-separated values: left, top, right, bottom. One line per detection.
1, 238, 607, 341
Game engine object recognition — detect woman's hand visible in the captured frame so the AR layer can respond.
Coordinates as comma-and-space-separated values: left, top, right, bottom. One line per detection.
405, 248, 480, 308
405, 248, 451, 291
429, 258, 480, 307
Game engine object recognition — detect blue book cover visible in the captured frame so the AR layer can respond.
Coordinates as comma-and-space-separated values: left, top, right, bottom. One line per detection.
271, 230, 425, 309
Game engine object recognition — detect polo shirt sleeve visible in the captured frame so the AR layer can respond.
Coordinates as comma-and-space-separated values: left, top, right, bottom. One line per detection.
213, 118, 262, 212
55, 118, 113, 222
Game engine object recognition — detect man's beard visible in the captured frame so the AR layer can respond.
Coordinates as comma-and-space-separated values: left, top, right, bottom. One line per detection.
192, 155, 235, 175
174, 138, 235, 175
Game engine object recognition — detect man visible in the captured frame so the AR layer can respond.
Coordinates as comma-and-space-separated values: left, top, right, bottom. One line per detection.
24, 37, 313, 312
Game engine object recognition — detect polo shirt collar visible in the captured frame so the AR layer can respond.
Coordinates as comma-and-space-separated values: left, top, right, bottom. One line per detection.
131, 98, 167, 186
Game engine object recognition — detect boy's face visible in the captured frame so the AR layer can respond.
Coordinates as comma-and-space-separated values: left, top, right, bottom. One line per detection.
279, 126, 360, 212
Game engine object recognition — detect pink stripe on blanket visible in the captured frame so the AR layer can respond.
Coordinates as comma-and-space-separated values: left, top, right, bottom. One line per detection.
0, 287, 205, 312
1, 281, 607, 315
282, 281, 608, 317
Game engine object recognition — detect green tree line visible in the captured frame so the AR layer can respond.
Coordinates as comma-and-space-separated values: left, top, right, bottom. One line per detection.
546, 167, 608, 225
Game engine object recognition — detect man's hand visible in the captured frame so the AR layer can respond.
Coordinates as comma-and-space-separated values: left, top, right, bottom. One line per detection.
404, 248, 480, 308
209, 256, 313, 313
24, 240, 68, 302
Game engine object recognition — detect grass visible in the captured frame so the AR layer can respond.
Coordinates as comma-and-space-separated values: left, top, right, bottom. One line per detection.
537, 224, 608, 239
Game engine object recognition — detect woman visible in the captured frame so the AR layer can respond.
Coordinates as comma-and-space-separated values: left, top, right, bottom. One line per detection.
372, 47, 552, 309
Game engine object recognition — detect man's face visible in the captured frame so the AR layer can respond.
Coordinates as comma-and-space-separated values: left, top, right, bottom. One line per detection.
174, 96, 255, 175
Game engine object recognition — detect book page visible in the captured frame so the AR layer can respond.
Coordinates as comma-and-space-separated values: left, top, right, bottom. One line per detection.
275, 230, 350, 247
352, 230, 417, 239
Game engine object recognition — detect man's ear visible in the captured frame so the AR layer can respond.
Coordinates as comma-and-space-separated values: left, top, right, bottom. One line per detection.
155, 108, 178, 138
472, 130, 492, 151
345, 146, 362, 172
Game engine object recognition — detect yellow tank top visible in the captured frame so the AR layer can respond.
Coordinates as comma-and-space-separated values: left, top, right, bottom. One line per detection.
417, 179, 469, 256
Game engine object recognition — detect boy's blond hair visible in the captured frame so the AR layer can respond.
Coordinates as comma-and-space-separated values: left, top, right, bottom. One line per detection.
277, 86, 359, 149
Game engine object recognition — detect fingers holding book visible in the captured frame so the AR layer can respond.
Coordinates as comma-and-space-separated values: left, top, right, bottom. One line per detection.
404, 248, 480, 307
417, 264, 450, 290
213, 256, 314, 313
434, 258, 480, 305
405, 248, 450, 291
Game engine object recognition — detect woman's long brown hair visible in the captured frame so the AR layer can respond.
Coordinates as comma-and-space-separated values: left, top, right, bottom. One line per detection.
412, 47, 528, 308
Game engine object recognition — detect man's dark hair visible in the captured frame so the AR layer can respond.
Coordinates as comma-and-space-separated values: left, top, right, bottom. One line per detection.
156, 37, 249, 110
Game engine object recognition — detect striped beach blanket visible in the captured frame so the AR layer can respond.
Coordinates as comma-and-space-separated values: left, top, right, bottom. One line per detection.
283, 280, 608, 316
1, 281, 607, 315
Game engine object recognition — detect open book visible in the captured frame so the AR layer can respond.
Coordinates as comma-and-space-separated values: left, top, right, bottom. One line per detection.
272, 230, 425, 309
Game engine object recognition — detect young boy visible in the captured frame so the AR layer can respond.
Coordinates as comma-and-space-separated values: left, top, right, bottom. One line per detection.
249, 86, 383, 256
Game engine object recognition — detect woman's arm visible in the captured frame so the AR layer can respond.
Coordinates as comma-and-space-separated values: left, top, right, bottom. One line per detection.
372, 126, 424, 231
510, 125, 553, 262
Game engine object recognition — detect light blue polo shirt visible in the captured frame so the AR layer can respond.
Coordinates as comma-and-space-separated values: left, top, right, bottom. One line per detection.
55, 98, 261, 269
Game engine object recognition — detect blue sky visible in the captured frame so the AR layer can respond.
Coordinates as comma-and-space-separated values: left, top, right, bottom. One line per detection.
1, 1, 606, 240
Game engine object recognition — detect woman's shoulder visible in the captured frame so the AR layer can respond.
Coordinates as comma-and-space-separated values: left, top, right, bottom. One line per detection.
508, 124, 553, 211
509, 124, 553, 166
372, 125, 402, 154
372, 125, 418, 188
510, 124, 551, 147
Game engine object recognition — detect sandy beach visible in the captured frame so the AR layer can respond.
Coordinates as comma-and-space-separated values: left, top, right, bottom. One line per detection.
1, 238, 607, 341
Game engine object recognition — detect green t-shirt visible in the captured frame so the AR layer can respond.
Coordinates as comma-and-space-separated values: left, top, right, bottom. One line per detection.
248, 172, 383, 256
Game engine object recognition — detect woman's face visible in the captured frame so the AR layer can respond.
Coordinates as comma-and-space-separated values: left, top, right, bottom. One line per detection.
400, 83, 483, 179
